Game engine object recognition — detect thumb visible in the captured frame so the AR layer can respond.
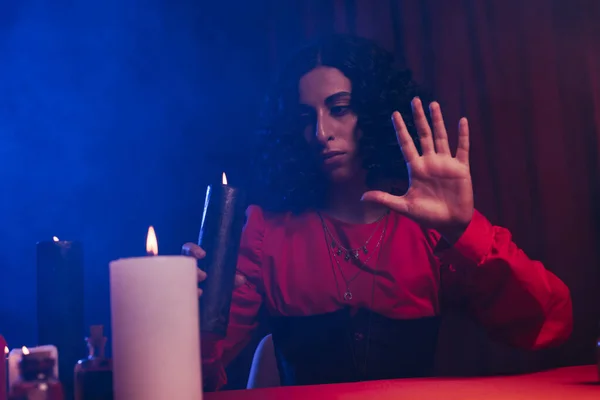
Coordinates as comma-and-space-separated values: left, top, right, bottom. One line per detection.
361, 190, 409, 214
234, 273, 247, 288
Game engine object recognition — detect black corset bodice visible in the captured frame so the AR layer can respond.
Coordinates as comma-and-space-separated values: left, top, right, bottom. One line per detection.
269, 308, 441, 386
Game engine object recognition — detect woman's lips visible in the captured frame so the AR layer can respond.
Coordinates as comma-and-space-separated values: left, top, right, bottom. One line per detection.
322, 151, 346, 165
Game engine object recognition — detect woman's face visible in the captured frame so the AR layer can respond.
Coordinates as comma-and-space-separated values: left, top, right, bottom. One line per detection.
298, 66, 363, 183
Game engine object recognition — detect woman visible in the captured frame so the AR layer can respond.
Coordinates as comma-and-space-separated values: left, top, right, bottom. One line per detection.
183, 35, 572, 390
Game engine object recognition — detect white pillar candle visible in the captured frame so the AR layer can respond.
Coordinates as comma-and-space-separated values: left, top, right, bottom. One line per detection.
110, 227, 202, 400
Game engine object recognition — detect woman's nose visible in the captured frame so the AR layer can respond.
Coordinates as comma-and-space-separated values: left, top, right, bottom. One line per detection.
315, 114, 334, 144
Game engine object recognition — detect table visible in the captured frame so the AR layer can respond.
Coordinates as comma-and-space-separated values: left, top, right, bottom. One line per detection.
205, 365, 599, 400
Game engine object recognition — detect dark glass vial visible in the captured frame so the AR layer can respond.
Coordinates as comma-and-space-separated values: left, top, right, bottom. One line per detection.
74, 326, 113, 400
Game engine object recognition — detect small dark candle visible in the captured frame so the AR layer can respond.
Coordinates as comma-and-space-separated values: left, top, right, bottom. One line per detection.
36, 237, 85, 400
198, 173, 246, 336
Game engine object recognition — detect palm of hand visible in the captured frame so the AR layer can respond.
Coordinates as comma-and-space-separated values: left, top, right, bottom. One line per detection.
362, 98, 474, 235
403, 153, 473, 229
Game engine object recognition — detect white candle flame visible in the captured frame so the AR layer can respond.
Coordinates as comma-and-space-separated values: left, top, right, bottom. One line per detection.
52, 236, 59, 242
146, 226, 158, 256
222, 172, 228, 185
21, 346, 30, 355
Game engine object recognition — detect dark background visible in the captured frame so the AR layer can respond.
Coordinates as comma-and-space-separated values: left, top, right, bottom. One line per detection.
1, 0, 599, 389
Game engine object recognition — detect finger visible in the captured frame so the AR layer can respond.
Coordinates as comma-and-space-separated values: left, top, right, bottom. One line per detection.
361, 190, 410, 215
197, 268, 207, 283
392, 111, 419, 164
456, 117, 470, 165
234, 273, 247, 288
182, 242, 206, 259
429, 102, 450, 155
412, 97, 434, 154
197, 288, 203, 297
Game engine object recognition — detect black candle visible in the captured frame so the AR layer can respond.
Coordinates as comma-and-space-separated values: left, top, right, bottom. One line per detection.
36, 237, 85, 400
198, 173, 246, 337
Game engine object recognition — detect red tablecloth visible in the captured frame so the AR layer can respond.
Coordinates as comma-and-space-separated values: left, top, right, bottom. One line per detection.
205, 365, 599, 400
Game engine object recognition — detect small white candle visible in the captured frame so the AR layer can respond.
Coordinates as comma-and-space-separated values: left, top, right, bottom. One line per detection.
7, 345, 59, 390
110, 226, 202, 400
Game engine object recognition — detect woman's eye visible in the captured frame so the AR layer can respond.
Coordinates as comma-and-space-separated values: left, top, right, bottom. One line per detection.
330, 106, 350, 117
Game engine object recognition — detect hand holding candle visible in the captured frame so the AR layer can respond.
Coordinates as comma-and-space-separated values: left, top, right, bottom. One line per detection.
181, 243, 246, 298
195, 172, 246, 336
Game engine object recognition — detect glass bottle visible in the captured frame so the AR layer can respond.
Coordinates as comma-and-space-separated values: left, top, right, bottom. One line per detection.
8, 351, 63, 400
74, 326, 113, 400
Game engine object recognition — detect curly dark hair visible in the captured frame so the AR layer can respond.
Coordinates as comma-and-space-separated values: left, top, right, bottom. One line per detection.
251, 34, 426, 213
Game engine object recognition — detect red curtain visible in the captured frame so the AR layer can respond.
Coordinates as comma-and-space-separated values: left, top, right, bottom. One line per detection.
253, 0, 600, 376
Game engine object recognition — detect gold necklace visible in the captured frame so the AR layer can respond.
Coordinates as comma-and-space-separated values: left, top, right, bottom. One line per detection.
319, 212, 389, 301
321, 211, 388, 261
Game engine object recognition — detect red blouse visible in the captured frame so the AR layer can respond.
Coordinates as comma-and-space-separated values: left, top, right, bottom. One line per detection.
202, 205, 573, 389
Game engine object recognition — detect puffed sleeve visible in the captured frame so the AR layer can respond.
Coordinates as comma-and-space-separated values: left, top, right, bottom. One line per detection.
435, 210, 573, 349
